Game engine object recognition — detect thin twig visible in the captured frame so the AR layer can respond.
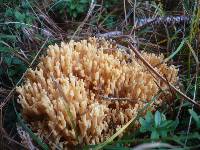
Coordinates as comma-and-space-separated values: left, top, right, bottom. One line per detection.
124, 0, 128, 26
71, 0, 95, 39
96, 31, 122, 38
128, 42, 200, 108
100, 95, 138, 103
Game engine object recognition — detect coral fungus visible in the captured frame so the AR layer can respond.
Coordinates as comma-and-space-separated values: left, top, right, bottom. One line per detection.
16, 38, 178, 147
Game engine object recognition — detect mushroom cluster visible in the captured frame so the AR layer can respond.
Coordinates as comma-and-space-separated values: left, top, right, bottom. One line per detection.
16, 38, 178, 148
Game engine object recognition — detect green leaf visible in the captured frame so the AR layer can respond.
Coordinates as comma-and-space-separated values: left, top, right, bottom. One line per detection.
139, 118, 145, 126
145, 111, 153, 123
69, 3, 76, 10
139, 118, 148, 132
12, 58, 23, 64
189, 109, 200, 128
151, 130, 159, 140
5, 8, 14, 17
14, 11, 25, 22
0, 34, 17, 41
167, 120, 179, 129
76, 5, 85, 13
25, 15, 34, 24
160, 130, 167, 137
139, 111, 154, 133
160, 120, 172, 128
8, 64, 26, 80
0, 46, 12, 52
155, 111, 161, 127
4, 56, 12, 65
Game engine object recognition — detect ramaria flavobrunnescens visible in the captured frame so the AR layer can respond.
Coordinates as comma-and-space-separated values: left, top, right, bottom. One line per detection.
16, 38, 178, 148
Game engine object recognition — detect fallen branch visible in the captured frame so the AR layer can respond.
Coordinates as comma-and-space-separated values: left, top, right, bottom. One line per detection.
130, 15, 192, 34
136, 15, 191, 27
96, 31, 122, 38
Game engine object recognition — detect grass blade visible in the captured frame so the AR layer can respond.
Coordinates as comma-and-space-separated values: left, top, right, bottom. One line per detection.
164, 39, 185, 63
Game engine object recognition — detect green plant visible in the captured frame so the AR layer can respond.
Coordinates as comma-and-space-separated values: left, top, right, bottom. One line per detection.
51, 0, 90, 18
103, 15, 117, 28
3, 0, 36, 30
0, 2, 35, 84
189, 109, 200, 128
139, 111, 179, 140
103, 0, 119, 9
1, 55, 27, 84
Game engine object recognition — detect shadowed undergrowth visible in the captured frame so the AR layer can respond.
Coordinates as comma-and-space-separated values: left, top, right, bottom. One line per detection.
0, 0, 200, 149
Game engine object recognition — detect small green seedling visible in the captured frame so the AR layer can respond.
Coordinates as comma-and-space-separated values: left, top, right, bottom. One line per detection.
139, 111, 179, 140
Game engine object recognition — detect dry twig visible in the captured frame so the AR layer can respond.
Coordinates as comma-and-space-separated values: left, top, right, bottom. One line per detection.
128, 42, 200, 108
72, 0, 96, 39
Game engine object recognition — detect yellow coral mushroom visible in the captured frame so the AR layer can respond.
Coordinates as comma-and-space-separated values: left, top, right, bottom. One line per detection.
16, 37, 178, 148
